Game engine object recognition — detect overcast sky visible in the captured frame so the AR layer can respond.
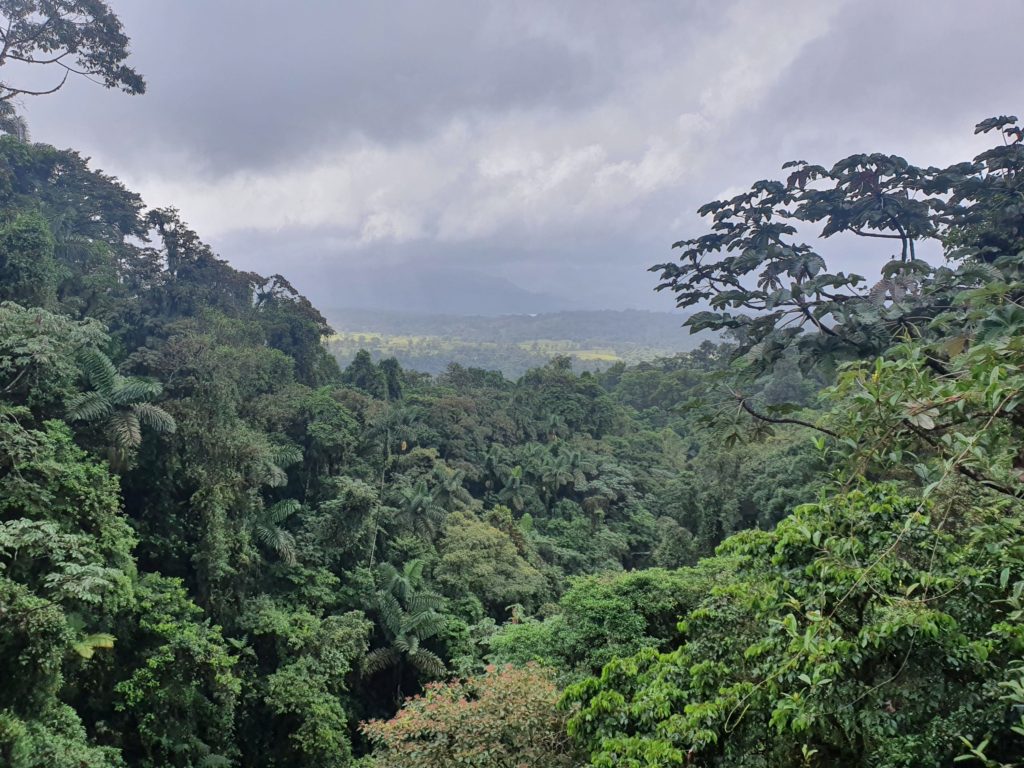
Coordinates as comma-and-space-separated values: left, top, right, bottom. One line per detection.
21, 0, 1023, 314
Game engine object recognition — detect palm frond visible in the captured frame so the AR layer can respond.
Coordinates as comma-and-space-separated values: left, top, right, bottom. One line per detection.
265, 499, 301, 524
361, 646, 400, 676
110, 378, 162, 405
254, 524, 297, 565
78, 349, 118, 393
403, 558, 425, 585
376, 561, 399, 589
405, 612, 442, 642
73, 632, 116, 659
407, 591, 443, 616
131, 403, 176, 434
260, 462, 289, 488
65, 391, 112, 423
268, 443, 303, 469
107, 411, 142, 450
408, 648, 446, 678
377, 590, 404, 637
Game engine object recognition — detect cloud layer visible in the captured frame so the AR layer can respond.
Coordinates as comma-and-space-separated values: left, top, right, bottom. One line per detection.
23, 0, 1023, 312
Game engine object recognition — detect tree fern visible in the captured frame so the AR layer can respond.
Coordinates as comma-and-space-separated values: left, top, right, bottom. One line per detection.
249, 500, 301, 565
66, 349, 175, 461
72, 632, 116, 659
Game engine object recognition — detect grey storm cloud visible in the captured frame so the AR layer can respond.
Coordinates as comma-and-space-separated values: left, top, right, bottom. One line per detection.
19, 0, 1024, 313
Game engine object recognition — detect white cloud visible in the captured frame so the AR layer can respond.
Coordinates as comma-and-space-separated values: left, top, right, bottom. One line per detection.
113, 0, 843, 251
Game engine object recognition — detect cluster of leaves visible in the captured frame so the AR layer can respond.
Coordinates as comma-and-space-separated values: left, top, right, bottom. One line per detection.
361, 664, 579, 768
652, 117, 1024, 378
565, 487, 1024, 766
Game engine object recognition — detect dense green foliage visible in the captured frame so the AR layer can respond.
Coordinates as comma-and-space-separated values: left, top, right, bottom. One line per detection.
0, 131, 816, 765
565, 487, 1024, 766
562, 117, 1024, 766
1, 7, 1022, 766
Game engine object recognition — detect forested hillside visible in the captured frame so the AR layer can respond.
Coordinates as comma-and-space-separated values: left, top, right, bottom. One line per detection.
1, 3, 1024, 768
0, 122, 822, 765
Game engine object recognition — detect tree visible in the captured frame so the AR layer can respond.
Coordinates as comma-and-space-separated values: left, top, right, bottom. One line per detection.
0, 0, 145, 102
0, 416, 135, 768
106, 575, 240, 768
236, 598, 370, 768
435, 510, 546, 617
362, 565, 447, 681
0, 212, 59, 308
362, 664, 579, 768
0, 302, 108, 413
565, 486, 1024, 767
342, 350, 386, 398
248, 499, 300, 565
489, 567, 715, 682
652, 116, 1024, 380
394, 478, 446, 541
64, 348, 175, 465
0, 101, 27, 140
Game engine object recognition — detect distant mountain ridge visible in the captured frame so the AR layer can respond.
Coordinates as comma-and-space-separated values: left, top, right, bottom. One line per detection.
324, 307, 699, 347
322, 268, 575, 316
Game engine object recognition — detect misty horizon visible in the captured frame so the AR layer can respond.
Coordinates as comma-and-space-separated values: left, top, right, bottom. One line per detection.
17, 0, 1024, 315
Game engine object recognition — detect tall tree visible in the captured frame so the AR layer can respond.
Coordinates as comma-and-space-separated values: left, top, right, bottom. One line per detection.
652, 116, 1024, 379
0, 0, 145, 102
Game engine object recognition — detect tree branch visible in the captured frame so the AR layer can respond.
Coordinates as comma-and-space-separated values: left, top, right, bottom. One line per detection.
737, 396, 839, 438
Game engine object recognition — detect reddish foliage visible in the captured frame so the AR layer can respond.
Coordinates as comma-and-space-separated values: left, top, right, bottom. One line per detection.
361, 664, 578, 767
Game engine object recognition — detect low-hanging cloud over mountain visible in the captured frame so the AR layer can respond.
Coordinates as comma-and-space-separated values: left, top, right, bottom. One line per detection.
23, 0, 1024, 312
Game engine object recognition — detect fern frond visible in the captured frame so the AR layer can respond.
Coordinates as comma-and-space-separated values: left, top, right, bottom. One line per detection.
65, 391, 112, 423
361, 647, 400, 676
73, 632, 115, 659
132, 403, 176, 434
78, 349, 118, 393
408, 648, 446, 678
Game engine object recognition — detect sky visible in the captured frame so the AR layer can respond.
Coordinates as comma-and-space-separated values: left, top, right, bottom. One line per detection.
20, 0, 1024, 314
